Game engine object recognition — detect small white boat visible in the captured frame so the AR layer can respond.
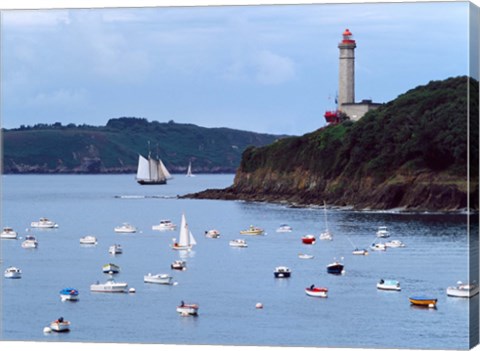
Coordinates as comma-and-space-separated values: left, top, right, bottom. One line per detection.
352, 248, 369, 255
102, 263, 120, 274
229, 239, 248, 248
305, 285, 328, 298
4, 266, 22, 279
274, 266, 291, 278
30, 217, 58, 229
298, 253, 314, 259
370, 242, 387, 251
50, 317, 70, 332
376, 226, 390, 238
186, 161, 195, 177
177, 301, 199, 316
319, 230, 333, 241
144, 273, 173, 285
114, 223, 137, 233
240, 225, 265, 235
385, 240, 405, 248
1, 227, 18, 239
446, 281, 479, 298
276, 224, 292, 233
377, 279, 401, 291
21, 235, 38, 249
109, 244, 123, 255
90, 277, 128, 293
171, 213, 197, 251
79, 235, 97, 245
152, 219, 176, 231
205, 229, 221, 238
59, 288, 79, 301
171, 260, 187, 270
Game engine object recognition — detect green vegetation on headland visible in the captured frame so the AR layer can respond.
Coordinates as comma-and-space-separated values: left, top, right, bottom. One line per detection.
2, 119, 285, 174
187, 76, 479, 211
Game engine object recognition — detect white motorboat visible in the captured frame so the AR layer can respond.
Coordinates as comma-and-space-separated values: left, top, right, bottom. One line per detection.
102, 263, 120, 274
109, 244, 123, 255
370, 242, 387, 251
376, 226, 390, 238
4, 266, 22, 279
176, 301, 199, 316
171, 213, 196, 250
30, 217, 58, 229
377, 279, 401, 291
79, 235, 97, 245
144, 273, 173, 285
50, 317, 71, 332
352, 248, 369, 255
229, 239, 248, 248
240, 225, 265, 235
276, 224, 292, 233
385, 240, 405, 248
305, 285, 328, 298
1, 227, 18, 239
171, 260, 187, 270
59, 288, 79, 301
152, 219, 177, 231
274, 266, 291, 278
204, 229, 221, 238
90, 277, 128, 293
298, 253, 314, 259
21, 235, 38, 249
446, 281, 479, 298
114, 223, 137, 233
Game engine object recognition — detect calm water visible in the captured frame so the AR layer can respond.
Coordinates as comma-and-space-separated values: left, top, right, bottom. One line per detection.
1, 174, 477, 349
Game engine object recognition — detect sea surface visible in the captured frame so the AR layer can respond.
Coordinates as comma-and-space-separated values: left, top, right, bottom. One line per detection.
1, 174, 477, 349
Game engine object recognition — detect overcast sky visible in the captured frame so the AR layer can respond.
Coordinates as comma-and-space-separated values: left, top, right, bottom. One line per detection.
1, 1, 476, 135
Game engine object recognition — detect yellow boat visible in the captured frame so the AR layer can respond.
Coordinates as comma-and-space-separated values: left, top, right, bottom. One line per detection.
409, 296, 437, 307
240, 225, 265, 235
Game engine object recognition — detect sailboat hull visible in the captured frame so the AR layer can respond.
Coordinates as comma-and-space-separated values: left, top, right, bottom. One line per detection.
137, 179, 167, 185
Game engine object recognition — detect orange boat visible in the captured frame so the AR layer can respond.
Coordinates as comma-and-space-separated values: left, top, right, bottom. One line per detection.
409, 296, 437, 307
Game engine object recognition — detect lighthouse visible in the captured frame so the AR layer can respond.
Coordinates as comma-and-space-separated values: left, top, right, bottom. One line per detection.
324, 29, 381, 124
338, 29, 356, 107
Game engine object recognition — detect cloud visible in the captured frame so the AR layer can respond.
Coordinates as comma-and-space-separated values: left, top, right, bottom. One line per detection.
2, 9, 71, 29
27, 89, 88, 107
253, 50, 296, 85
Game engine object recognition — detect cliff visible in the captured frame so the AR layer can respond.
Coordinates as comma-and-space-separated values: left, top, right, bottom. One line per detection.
187, 76, 479, 211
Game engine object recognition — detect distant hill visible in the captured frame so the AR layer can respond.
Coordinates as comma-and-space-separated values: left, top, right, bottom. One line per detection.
2, 118, 286, 174
187, 76, 479, 211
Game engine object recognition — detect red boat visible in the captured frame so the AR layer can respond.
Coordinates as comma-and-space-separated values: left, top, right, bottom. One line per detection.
302, 235, 316, 245
305, 286, 328, 298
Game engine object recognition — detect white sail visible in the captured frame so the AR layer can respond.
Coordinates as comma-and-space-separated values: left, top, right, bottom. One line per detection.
178, 213, 190, 247
159, 160, 172, 179
186, 162, 195, 177
149, 158, 159, 180
136, 155, 150, 180
189, 231, 197, 246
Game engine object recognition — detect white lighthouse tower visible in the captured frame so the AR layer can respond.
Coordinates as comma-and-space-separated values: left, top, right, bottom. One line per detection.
338, 28, 356, 107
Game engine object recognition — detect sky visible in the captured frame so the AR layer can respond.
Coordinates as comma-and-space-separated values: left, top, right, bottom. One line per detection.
0, 0, 477, 135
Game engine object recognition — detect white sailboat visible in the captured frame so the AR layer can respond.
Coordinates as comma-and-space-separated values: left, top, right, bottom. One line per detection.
319, 202, 333, 240
186, 161, 195, 177
171, 213, 197, 251
136, 154, 168, 185
160, 160, 173, 180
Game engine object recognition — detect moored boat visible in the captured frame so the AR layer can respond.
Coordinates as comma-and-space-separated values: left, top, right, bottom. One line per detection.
114, 223, 137, 233
409, 296, 437, 307
1, 227, 18, 239
273, 266, 291, 278
319, 230, 333, 241
377, 279, 401, 291
59, 288, 79, 301
50, 317, 70, 332
229, 239, 248, 248
276, 224, 292, 233
302, 235, 316, 245
385, 240, 405, 248
31, 217, 58, 229
79, 235, 97, 245
21, 235, 38, 249
305, 285, 328, 298
4, 266, 22, 279
205, 229, 221, 238
144, 273, 173, 285
90, 277, 128, 293
326, 260, 344, 275
171, 213, 197, 251
240, 225, 265, 235
109, 244, 123, 255
171, 260, 187, 270
352, 248, 369, 255
176, 301, 199, 316
102, 263, 120, 274
152, 219, 176, 231
298, 253, 314, 259
376, 226, 390, 238
370, 242, 387, 251
446, 281, 479, 298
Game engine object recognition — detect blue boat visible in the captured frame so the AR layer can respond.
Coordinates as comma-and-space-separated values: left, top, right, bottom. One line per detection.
59, 288, 79, 301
